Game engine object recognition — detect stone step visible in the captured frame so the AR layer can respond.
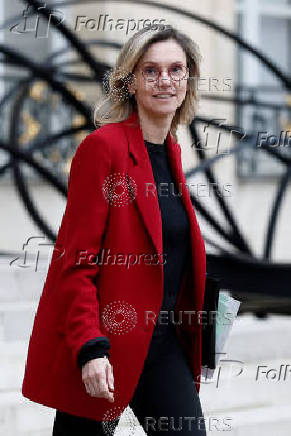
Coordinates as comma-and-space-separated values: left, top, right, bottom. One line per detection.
0, 253, 49, 304
0, 264, 47, 303
0, 392, 55, 436
1, 339, 290, 423
1, 338, 291, 436
200, 357, 291, 413
226, 313, 291, 362
1, 253, 291, 436
0, 392, 143, 436
0, 302, 37, 341
1, 393, 291, 436
199, 404, 291, 436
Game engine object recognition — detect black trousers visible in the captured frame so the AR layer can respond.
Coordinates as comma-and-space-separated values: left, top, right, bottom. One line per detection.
52, 325, 206, 435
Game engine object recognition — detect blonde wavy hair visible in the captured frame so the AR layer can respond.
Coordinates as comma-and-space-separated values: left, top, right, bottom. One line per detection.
94, 24, 202, 141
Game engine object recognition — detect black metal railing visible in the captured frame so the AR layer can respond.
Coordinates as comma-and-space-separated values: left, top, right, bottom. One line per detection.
0, 0, 290, 315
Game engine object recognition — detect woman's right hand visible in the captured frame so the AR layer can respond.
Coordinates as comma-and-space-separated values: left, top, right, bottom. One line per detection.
81, 356, 114, 402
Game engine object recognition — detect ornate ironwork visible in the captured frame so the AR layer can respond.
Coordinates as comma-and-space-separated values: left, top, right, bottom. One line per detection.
0, 0, 290, 315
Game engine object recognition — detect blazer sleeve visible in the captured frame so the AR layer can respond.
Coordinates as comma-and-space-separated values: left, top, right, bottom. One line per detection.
77, 337, 110, 368
57, 131, 112, 368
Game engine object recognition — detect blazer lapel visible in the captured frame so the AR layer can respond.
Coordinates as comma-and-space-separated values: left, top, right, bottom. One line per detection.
122, 111, 163, 257
121, 110, 204, 282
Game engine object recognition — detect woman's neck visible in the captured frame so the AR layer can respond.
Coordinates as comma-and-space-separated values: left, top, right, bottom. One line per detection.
136, 107, 173, 144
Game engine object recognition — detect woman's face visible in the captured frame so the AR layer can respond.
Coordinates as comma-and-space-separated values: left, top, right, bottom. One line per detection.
130, 39, 189, 118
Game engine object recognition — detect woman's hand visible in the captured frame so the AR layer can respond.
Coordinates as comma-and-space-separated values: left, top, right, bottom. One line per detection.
82, 356, 114, 402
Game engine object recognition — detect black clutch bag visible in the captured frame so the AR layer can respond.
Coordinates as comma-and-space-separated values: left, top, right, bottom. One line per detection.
201, 274, 221, 369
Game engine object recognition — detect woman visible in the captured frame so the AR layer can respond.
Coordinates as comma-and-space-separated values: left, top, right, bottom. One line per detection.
21, 24, 207, 435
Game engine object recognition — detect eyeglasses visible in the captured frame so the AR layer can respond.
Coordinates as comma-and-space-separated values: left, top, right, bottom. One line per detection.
140, 64, 189, 82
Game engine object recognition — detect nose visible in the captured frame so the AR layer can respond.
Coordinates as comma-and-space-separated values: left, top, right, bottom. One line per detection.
159, 70, 171, 82
157, 71, 172, 90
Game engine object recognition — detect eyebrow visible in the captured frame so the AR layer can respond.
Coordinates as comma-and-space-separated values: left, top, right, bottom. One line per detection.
142, 61, 184, 66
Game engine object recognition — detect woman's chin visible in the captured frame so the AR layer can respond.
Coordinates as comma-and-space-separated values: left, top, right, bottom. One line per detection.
150, 105, 177, 117
138, 101, 178, 117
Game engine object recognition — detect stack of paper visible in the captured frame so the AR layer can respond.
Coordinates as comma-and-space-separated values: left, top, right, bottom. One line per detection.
201, 291, 241, 381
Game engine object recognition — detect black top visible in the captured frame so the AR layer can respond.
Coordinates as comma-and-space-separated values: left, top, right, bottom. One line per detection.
144, 139, 191, 338
77, 138, 191, 367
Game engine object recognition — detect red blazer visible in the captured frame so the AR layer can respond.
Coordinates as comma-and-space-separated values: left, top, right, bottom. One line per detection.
21, 110, 206, 421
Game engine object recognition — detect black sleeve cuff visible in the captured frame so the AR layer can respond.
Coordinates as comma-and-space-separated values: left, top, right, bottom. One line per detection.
77, 336, 111, 368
